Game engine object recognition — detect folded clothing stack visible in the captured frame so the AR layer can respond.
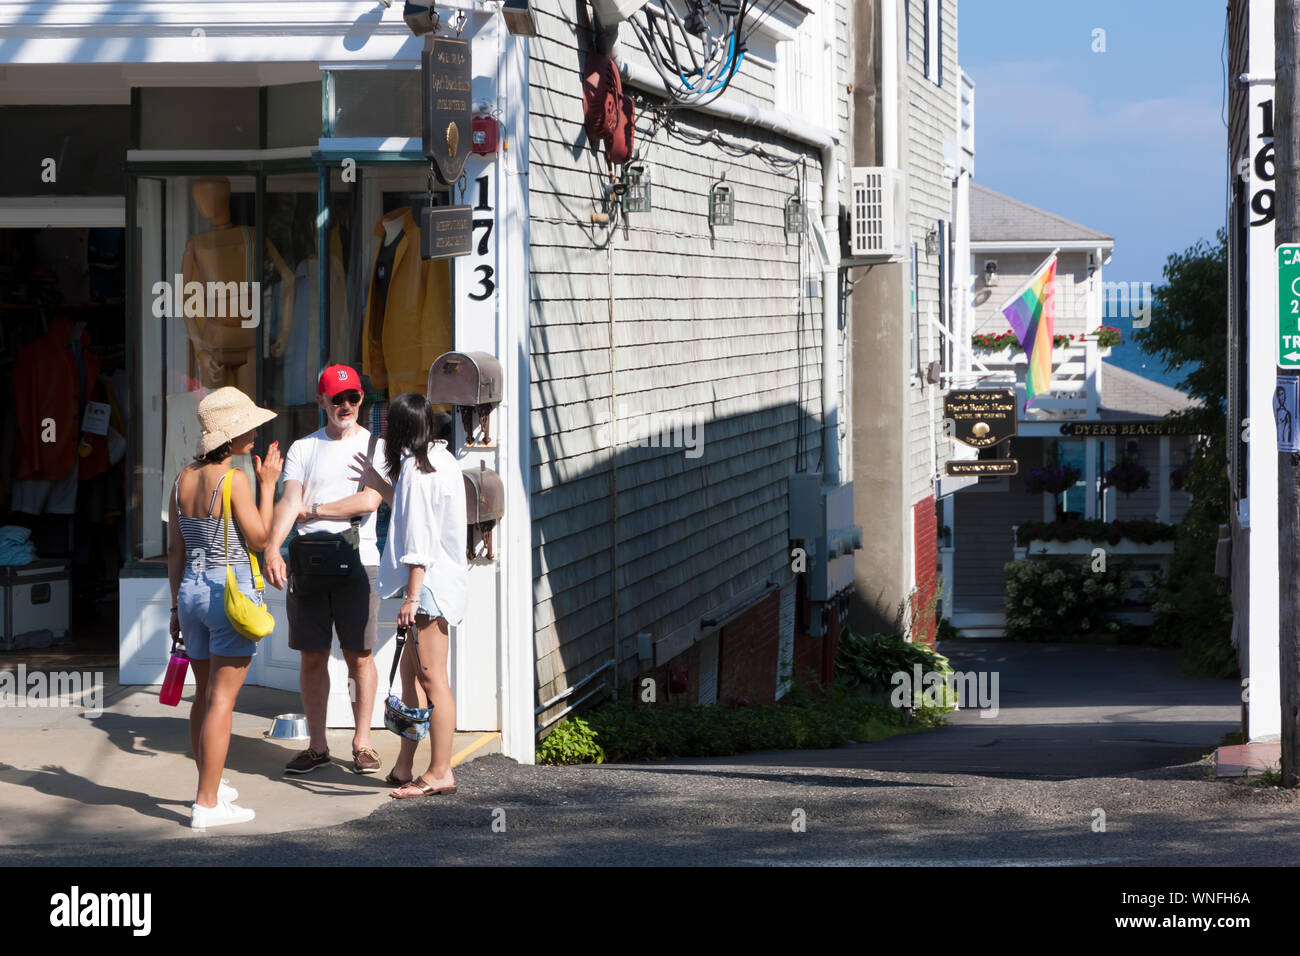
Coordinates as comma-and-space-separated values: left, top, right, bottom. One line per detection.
0, 526, 37, 567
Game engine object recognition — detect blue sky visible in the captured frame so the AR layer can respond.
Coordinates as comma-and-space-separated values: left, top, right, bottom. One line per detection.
958, 0, 1226, 286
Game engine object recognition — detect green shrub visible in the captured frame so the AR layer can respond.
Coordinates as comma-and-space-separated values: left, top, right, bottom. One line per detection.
1003, 556, 1131, 641
834, 626, 950, 691
576, 686, 918, 763
536, 715, 606, 765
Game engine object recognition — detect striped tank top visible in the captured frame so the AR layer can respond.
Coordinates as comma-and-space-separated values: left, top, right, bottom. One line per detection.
175, 470, 251, 569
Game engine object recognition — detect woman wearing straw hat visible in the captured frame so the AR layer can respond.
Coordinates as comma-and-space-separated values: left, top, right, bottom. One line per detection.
167, 386, 281, 829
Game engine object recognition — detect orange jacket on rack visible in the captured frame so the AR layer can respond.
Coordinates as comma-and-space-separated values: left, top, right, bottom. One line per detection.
12, 315, 101, 482
361, 206, 452, 398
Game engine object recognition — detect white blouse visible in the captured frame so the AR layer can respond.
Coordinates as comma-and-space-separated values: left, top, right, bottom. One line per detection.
375, 441, 468, 627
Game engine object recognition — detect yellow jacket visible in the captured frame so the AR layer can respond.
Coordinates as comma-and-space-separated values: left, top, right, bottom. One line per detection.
362, 206, 452, 398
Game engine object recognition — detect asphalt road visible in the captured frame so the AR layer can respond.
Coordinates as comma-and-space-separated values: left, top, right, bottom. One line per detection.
1, 641, 1284, 867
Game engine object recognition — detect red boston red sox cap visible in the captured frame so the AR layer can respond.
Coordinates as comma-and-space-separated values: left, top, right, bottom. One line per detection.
318, 364, 362, 398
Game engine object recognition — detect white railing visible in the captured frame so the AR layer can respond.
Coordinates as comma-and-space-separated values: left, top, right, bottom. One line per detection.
967, 335, 1103, 419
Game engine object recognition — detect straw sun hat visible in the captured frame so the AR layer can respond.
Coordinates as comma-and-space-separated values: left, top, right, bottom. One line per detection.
196, 387, 277, 455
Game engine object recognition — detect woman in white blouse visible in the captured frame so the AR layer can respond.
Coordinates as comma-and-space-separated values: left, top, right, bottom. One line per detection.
352, 394, 467, 797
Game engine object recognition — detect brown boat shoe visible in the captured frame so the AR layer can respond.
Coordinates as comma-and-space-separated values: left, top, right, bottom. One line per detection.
352, 747, 382, 774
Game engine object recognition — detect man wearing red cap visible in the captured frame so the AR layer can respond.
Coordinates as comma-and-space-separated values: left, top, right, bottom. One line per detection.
263, 365, 389, 776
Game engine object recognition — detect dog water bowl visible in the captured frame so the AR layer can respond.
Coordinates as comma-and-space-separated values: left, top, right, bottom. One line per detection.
266, 713, 310, 740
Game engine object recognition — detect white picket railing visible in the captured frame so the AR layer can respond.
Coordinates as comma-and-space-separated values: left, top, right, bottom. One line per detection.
968, 335, 1104, 418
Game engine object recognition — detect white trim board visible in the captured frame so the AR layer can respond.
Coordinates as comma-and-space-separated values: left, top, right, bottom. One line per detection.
971, 240, 1114, 253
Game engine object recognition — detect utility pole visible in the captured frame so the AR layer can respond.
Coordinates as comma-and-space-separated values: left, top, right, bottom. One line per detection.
1277, 0, 1300, 787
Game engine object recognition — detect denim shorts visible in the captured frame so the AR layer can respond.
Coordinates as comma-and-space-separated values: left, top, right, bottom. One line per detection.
406, 583, 443, 622
177, 563, 263, 660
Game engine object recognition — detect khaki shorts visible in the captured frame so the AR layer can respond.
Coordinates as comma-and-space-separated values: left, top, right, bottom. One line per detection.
287, 565, 379, 653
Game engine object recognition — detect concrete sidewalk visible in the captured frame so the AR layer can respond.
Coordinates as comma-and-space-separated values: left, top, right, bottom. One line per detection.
0, 667, 498, 845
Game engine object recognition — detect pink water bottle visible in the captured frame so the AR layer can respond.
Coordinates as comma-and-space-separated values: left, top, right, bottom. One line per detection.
160, 637, 189, 706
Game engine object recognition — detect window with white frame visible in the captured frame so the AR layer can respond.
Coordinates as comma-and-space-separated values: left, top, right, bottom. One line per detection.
770, 2, 831, 129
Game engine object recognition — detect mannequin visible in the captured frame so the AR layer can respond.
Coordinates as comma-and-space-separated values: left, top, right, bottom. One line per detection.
361, 206, 452, 397
181, 177, 294, 393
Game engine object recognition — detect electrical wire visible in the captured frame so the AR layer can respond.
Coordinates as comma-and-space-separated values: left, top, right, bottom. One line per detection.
626, 0, 747, 106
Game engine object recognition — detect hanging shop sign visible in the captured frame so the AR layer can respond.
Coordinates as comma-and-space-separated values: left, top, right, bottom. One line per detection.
1058, 420, 1195, 437
422, 35, 473, 186
945, 388, 1017, 448
945, 459, 1018, 477
420, 205, 473, 260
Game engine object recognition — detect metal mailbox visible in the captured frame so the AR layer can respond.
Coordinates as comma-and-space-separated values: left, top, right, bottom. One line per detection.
427, 350, 503, 445
463, 461, 505, 561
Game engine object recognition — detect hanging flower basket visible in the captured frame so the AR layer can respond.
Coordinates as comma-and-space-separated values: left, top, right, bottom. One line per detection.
1102, 458, 1150, 494
1024, 464, 1081, 495
1170, 463, 1188, 490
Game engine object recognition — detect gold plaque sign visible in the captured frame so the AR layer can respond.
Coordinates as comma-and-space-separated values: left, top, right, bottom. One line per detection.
944, 388, 1017, 449
422, 36, 472, 186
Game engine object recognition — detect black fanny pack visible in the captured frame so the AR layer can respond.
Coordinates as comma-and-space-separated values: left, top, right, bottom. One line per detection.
288, 433, 376, 597
288, 524, 365, 597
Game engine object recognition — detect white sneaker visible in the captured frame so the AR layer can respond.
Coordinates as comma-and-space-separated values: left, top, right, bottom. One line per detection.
191, 800, 255, 829
218, 779, 238, 802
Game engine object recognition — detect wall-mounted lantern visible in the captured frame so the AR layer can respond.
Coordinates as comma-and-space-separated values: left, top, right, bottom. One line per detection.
784, 192, 804, 236
925, 226, 939, 258
622, 163, 651, 213
501, 0, 539, 36
709, 178, 734, 227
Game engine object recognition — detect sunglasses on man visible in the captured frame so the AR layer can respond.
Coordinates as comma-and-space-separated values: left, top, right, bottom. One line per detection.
331, 390, 363, 407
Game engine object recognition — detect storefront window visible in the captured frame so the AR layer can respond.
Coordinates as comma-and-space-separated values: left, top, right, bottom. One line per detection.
137, 88, 261, 150
319, 163, 453, 402
127, 74, 457, 564
266, 82, 323, 149
327, 70, 422, 139
132, 172, 263, 560
0, 106, 131, 195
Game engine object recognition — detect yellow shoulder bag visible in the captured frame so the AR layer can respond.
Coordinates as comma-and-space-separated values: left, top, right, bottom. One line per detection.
222, 468, 276, 641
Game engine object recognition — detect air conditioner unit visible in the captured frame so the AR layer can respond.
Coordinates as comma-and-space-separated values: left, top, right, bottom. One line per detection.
848, 166, 908, 263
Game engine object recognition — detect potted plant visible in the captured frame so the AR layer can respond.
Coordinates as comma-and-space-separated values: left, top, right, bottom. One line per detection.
1024, 463, 1082, 496
1089, 325, 1123, 356
1102, 457, 1150, 494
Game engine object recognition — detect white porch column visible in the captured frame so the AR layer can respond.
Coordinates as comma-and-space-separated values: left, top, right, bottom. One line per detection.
1085, 337, 1099, 417
1158, 436, 1171, 523
1084, 437, 1098, 519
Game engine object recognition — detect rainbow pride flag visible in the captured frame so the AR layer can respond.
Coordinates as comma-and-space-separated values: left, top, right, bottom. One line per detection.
1000, 256, 1058, 410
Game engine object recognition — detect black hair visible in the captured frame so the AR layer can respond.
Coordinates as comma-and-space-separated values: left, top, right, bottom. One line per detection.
384, 392, 436, 479
194, 441, 233, 464
432, 411, 453, 444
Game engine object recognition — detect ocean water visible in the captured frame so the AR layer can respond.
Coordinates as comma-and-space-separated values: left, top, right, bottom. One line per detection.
1102, 341, 1197, 393
1099, 295, 1199, 393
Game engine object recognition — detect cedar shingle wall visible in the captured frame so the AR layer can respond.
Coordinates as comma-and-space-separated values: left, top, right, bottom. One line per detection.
528, 0, 851, 712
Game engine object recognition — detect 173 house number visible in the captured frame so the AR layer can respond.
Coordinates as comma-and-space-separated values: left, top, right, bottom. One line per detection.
469, 173, 494, 301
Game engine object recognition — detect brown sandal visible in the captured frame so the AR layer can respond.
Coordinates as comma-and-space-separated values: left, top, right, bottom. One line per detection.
385, 770, 412, 787
390, 775, 457, 799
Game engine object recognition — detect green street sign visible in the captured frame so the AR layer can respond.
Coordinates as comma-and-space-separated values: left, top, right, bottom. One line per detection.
1280, 243, 1300, 369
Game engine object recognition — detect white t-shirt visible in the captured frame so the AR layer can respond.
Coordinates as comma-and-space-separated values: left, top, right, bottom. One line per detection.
282, 426, 388, 566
